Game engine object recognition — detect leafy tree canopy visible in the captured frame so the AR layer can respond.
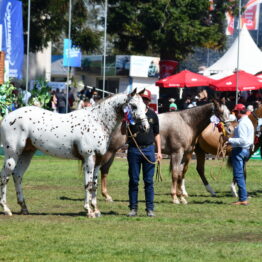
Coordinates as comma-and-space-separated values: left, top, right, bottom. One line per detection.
22, 0, 102, 54
107, 0, 238, 61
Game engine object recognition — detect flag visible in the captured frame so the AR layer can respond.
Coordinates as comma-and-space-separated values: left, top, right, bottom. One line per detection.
63, 39, 82, 67
226, 12, 235, 35
0, 0, 24, 79
241, 0, 261, 30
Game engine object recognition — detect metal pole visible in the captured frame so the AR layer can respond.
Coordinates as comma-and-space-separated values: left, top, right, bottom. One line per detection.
236, 0, 242, 105
102, 0, 108, 99
66, 0, 72, 113
25, 0, 31, 106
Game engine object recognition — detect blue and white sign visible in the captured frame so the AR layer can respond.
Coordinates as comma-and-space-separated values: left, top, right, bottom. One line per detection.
63, 39, 81, 67
0, 0, 24, 79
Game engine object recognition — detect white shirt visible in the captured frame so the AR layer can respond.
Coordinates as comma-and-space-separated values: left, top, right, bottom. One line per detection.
228, 115, 254, 149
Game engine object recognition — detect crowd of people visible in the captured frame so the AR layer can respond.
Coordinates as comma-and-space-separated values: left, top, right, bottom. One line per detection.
164, 89, 262, 113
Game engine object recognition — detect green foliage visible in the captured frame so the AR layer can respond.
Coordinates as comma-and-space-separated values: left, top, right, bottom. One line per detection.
29, 80, 51, 109
21, 0, 101, 54
0, 157, 261, 261
107, 0, 238, 61
0, 81, 16, 116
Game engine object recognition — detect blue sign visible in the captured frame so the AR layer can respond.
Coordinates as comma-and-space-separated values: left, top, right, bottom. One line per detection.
63, 38, 81, 67
0, 0, 24, 79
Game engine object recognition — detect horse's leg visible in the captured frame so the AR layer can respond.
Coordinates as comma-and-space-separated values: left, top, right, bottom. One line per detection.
195, 144, 216, 197
177, 153, 193, 204
0, 155, 19, 216
170, 152, 183, 204
100, 152, 116, 202
91, 164, 102, 217
83, 155, 98, 218
181, 179, 188, 197
12, 150, 36, 215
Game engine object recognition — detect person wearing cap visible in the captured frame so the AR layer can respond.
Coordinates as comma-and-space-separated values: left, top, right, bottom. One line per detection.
169, 98, 177, 111
224, 104, 254, 206
127, 89, 162, 217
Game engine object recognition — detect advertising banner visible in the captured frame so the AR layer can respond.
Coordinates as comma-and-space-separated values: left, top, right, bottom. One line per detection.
0, 0, 24, 79
130, 56, 160, 78
159, 60, 178, 79
242, 4, 258, 30
226, 12, 235, 35
63, 39, 82, 67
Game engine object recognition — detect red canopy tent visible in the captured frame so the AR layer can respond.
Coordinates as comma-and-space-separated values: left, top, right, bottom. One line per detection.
155, 70, 212, 88
210, 70, 262, 91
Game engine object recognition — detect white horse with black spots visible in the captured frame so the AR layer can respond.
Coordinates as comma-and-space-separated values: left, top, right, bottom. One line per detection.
0, 89, 149, 218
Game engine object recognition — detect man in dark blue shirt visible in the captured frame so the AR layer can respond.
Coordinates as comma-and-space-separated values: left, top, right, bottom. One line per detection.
127, 89, 162, 217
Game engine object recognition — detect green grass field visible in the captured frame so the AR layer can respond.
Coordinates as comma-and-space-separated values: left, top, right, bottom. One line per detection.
0, 156, 261, 262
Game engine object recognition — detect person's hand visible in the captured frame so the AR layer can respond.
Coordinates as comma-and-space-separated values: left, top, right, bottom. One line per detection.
157, 152, 163, 161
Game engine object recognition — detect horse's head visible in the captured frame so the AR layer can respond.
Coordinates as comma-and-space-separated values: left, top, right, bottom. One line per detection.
213, 100, 233, 135
125, 88, 150, 132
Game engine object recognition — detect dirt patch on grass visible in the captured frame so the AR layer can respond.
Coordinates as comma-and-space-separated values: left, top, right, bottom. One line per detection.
210, 232, 262, 242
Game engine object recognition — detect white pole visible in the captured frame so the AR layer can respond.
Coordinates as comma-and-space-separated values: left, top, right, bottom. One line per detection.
25, 0, 31, 106
102, 0, 108, 98
236, 0, 242, 105
66, 0, 72, 113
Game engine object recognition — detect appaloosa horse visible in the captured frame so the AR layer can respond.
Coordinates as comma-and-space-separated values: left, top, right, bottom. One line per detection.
193, 105, 262, 197
0, 89, 149, 217
100, 101, 230, 204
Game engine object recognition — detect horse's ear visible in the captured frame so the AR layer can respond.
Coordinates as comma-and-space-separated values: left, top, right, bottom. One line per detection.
212, 99, 220, 108
138, 88, 145, 95
130, 88, 137, 97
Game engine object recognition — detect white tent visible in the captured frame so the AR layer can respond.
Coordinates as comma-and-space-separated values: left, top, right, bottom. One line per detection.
203, 24, 262, 77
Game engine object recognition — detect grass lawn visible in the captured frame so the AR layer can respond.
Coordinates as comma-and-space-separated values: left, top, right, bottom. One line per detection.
0, 156, 261, 262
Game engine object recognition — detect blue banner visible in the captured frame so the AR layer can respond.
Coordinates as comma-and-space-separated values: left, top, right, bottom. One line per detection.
0, 0, 24, 79
63, 38, 81, 67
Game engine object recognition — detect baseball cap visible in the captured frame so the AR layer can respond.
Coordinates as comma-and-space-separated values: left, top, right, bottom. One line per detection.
233, 104, 246, 111
140, 89, 151, 101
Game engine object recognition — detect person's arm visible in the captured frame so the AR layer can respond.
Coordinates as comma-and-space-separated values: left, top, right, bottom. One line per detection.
154, 134, 162, 161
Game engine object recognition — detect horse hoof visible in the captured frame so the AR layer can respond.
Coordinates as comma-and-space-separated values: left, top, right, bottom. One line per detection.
105, 196, 113, 202
94, 211, 101, 217
211, 193, 217, 197
4, 210, 13, 216
172, 198, 180, 204
87, 212, 96, 218
20, 209, 29, 215
182, 193, 189, 198
180, 197, 188, 205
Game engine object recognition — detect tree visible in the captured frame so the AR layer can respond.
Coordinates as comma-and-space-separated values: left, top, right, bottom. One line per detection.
106, 0, 238, 61
21, 0, 101, 54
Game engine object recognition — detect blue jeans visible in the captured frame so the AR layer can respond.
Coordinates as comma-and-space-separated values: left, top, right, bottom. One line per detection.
127, 145, 155, 211
231, 147, 250, 202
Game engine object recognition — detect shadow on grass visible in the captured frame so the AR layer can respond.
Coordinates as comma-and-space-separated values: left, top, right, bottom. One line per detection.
190, 199, 225, 205
6, 210, 119, 217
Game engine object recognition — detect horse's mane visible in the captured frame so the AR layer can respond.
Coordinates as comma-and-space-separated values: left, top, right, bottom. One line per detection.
178, 103, 213, 123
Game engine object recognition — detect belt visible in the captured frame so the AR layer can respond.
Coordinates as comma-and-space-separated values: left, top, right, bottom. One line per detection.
130, 144, 153, 149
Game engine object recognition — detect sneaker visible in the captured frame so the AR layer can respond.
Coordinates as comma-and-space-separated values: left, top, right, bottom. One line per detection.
146, 210, 155, 217
127, 209, 137, 217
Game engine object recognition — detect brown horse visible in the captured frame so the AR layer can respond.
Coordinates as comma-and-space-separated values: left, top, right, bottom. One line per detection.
100, 102, 230, 203
193, 105, 262, 197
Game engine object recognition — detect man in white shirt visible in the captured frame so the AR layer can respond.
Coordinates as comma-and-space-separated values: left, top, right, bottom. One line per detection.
225, 104, 254, 206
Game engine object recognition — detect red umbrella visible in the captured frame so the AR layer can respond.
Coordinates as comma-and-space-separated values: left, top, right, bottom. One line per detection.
155, 70, 212, 88
210, 70, 262, 91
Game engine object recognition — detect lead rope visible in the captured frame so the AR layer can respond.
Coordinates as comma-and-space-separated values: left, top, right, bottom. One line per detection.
127, 125, 163, 182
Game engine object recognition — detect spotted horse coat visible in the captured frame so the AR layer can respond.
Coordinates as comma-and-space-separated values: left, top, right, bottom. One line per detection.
0, 89, 149, 218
